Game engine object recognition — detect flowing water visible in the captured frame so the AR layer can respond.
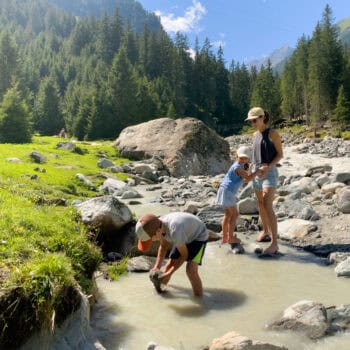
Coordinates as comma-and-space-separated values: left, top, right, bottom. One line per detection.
91, 148, 350, 350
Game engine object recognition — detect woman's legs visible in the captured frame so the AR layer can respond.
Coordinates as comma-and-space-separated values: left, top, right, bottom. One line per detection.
222, 206, 240, 244
255, 190, 270, 241
255, 188, 278, 253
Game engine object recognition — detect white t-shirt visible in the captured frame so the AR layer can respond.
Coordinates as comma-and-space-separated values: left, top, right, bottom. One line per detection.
160, 212, 208, 245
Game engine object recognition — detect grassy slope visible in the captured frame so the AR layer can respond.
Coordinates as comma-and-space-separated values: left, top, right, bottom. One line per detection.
0, 136, 128, 345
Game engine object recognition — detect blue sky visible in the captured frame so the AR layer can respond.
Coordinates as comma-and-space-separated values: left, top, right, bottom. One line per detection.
138, 0, 350, 64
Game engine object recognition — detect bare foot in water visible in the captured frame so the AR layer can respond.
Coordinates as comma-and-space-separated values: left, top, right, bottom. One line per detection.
263, 244, 279, 255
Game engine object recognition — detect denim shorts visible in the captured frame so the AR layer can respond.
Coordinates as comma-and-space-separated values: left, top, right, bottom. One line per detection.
253, 166, 279, 190
215, 186, 237, 207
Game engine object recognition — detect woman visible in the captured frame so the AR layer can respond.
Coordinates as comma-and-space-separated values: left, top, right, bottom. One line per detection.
245, 107, 283, 254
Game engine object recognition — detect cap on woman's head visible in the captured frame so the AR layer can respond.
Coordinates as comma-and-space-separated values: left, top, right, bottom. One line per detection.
236, 146, 251, 159
245, 107, 264, 121
135, 213, 160, 252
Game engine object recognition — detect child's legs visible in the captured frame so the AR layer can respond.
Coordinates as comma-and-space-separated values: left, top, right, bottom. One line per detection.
222, 207, 231, 243
186, 261, 202, 297
225, 206, 240, 243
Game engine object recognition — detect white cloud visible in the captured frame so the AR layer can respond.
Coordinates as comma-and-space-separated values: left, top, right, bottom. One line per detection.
155, 0, 207, 33
186, 47, 196, 59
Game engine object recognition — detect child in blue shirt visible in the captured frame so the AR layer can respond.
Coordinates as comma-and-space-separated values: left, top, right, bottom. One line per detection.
216, 146, 261, 253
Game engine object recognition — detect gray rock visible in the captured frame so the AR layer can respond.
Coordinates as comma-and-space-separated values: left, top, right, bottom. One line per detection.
56, 141, 76, 151
147, 342, 177, 350
120, 190, 142, 199
238, 197, 258, 215
329, 252, 350, 265
278, 219, 318, 240
6, 157, 22, 163
115, 117, 231, 177
327, 305, 350, 333
297, 207, 320, 221
99, 178, 127, 195
209, 331, 288, 350
30, 151, 46, 163
267, 300, 328, 339
334, 172, 350, 185
335, 187, 350, 214
127, 256, 157, 272
97, 158, 115, 169
321, 182, 345, 194
76, 195, 132, 231
76, 173, 95, 189
305, 165, 332, 176
335, 257, 350, 277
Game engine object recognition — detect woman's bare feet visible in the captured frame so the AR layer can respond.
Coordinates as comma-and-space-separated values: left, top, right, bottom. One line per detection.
222, 235, 229, 244
263, 243, 279, 255
228, 235, 241, 244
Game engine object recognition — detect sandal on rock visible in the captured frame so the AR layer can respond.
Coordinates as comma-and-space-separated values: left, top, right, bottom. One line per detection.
256, 235, 271, 243
230, 243, 245, 254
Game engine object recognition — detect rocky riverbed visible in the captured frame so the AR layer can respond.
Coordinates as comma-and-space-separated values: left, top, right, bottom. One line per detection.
66, 132, 350, 350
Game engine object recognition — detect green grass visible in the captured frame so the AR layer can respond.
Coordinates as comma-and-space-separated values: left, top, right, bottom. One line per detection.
341, 130, 350, 140
106, 258, 129, 281
0, 136, 130, 345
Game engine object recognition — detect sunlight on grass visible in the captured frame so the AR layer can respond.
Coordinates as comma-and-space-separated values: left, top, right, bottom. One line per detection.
0, 136, 130, 341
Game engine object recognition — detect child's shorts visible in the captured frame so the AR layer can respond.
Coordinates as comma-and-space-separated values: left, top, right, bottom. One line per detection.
169, 240, 207, 265
215, 187, 237, 207
253, 166, 279, 190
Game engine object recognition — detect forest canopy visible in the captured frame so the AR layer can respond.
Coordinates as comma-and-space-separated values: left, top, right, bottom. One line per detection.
0, 0, 349, 143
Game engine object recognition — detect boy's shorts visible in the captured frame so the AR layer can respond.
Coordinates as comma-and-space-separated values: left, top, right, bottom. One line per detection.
253, 166, 279, 190
169, 240, 207, 265
215, 187, 237, 207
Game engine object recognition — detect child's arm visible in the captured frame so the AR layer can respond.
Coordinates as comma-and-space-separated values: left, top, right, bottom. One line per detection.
236, 167, 261, 182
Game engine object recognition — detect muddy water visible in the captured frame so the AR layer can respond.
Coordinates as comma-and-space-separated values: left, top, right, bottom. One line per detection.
91, 240, 350, 350
91, 184, 349, 350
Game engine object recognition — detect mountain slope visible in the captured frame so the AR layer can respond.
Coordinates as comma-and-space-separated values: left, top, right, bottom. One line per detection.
338, 16, 350, 46
246, 45, 293, 71
47, 0, 161, 32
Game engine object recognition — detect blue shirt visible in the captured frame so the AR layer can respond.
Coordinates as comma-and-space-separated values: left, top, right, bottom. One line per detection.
220, 161, 244, 194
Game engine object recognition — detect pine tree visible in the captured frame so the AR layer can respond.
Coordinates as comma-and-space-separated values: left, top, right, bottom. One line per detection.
308, 23, 324, 130
281, 58, 297, 119
107, 47, 138, 133
33, 76, 64, 135
0, 31, 18, 99
250, 60, 280, 121
214, 46, 232, 133
0, 83, 32, 143
294, 35, 310, 120
229, 62, 251, 124
332, 85, 350, 129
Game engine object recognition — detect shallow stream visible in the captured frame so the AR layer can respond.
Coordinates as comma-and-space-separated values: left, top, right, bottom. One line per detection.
91, 147, 350, 349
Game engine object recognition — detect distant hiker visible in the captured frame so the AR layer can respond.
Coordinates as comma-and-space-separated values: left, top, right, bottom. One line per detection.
59, 128, 65, 138
246, 107, 283, 255
135, 212, 208, 297
215, 146, 261, 253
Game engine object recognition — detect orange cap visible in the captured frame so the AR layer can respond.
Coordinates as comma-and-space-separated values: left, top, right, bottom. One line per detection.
137, 239, 152, 252
135, 214, 160, 252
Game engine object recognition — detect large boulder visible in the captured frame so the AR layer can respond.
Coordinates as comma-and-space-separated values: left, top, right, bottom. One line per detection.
115, 117, 231, 177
